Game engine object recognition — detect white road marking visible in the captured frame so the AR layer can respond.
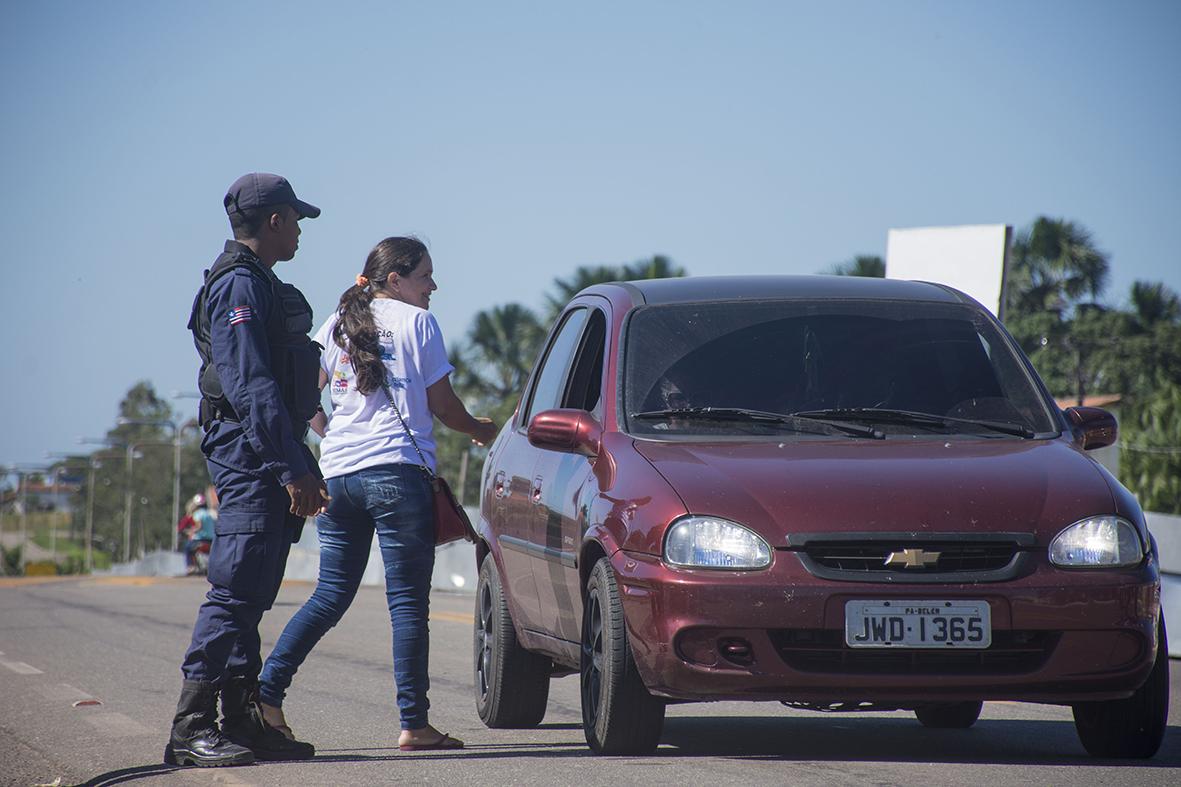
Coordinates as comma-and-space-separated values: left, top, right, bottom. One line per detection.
0, 659, 43, 674
36, 683, 96, 702
81, 712, 152, 737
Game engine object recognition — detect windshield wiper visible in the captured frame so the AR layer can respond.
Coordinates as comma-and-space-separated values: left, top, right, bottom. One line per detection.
630, 407, 884, 439
792, 408, 1035, 438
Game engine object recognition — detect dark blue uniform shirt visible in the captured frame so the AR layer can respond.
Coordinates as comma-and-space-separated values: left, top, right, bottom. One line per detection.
202, 242, 311, 513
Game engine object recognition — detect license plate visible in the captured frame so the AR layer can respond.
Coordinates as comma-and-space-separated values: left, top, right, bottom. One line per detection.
845, 600, 991, 649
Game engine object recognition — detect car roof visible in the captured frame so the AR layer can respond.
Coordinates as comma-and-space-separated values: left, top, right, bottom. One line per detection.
582, 275, 970, 307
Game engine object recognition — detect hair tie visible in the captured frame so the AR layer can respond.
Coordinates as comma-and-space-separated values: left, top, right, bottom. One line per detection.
355, 274, 369, 288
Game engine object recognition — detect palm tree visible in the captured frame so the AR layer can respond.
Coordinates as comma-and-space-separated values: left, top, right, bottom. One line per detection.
828, 255, 885, 277
1005, 217, 1110, 317
621, 254, 686, 281
545, 255, 686, 322
544, 265, 623, 321
460, 303, 546, 411
1130, 281, 1181, 329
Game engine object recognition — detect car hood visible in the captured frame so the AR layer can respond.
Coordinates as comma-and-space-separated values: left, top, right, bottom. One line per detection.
633, 437, 1114, 545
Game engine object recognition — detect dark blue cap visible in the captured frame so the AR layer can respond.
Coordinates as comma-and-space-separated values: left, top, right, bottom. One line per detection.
223, 173, 321, 219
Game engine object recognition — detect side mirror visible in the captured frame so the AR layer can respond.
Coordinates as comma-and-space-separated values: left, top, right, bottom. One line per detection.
1063, 406, 1118, 450
528, 409, 602, 457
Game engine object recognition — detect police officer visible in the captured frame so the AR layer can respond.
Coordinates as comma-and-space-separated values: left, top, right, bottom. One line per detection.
166, 173, 327, 767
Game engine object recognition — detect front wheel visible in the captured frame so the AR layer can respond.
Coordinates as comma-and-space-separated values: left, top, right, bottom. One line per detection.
914, 701, 982, 729
581, 557, 665, 755
473, 555, 551, 728
1072, 618, 1169, 759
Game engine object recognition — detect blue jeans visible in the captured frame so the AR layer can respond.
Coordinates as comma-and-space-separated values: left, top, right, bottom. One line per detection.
258, 463, 435, 729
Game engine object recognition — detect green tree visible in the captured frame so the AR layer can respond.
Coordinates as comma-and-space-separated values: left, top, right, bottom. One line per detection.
456, 304, 546, 418
1120, 378, 1181, 514
544, 255, 685, 323
1130, 281, 1181, 328
1005, 217, 1109, 318
77, 382, 207, 564
828, 255, 885, 277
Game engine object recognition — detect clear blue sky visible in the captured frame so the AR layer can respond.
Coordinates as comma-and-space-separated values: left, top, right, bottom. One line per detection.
2, 0, 1178, 468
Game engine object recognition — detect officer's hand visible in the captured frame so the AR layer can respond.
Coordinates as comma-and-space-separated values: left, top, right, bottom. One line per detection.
471, 417, 499, 447
287, 473, 329, 518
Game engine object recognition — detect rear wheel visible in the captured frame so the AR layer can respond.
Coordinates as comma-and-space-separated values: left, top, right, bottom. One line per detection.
914, 701, 983, 729
581, 558, 665, 755
1072, 618, 1169, 759
473, 555, 550, 728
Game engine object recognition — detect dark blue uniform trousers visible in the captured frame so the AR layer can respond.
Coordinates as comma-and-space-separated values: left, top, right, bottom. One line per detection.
181, 464, 294, 684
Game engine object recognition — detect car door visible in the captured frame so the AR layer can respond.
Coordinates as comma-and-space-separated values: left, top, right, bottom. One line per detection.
496, 307, 589, 635
529, 303, 609, 646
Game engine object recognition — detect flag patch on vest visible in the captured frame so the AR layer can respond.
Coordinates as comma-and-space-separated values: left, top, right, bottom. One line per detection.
228, 305, 253, 325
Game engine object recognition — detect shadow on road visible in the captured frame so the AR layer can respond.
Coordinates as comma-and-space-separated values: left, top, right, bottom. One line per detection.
79, 763, 182, 786
659, 715, 1181, 766
72, 718, 1180, 783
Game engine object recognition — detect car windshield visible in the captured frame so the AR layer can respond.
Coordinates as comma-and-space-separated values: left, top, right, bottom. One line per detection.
622, 298, 1056, 438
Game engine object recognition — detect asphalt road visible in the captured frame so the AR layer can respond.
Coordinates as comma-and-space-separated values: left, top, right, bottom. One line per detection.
1, 575, 1178, 787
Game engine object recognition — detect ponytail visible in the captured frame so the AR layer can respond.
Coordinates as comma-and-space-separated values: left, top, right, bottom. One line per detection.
332, 236, 428, 396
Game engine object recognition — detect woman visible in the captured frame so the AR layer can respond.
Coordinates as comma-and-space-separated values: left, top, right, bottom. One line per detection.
258, 236, 498, 751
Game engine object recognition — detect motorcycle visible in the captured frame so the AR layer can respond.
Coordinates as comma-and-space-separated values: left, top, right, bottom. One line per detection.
189, 540, 211, 576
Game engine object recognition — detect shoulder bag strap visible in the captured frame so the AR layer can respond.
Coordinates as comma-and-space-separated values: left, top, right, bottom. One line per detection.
380, 380, 438, 485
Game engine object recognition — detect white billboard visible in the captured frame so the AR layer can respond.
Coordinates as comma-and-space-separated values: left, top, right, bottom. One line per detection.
886, 224, 1012, 318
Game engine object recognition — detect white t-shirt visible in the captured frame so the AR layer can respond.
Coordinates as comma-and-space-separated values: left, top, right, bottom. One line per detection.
314, 299, 455, 480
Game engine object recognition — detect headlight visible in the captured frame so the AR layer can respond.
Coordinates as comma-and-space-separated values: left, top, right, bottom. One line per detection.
1049, 516, 1143, 568
664, 516, 772, 569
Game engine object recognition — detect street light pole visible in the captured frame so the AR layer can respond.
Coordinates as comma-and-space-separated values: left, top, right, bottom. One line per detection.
10, 465, 47, 572
123, 442, 135, 564
47, 454, 105, 574
85, 458, 98, 572
117, 418, 193, 553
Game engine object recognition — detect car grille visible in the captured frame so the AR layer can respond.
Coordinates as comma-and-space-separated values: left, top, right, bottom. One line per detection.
769, 629, 1058, 675
787, 533, 1036, 582
806, 541, 1017, 572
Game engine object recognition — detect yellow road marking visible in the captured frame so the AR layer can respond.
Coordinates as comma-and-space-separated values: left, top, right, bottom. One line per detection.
432, 610, 474, 624
83, 577, 168, 586
0, 576, 80, 588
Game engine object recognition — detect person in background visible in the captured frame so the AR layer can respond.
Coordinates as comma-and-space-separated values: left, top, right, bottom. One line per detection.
183, 494, 217, 575
257, 236, 498, 751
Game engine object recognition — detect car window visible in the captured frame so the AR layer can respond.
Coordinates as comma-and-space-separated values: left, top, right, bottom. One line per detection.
522, 308, 588, 427
562, 309, 607, 415
622, 299, 1056, 436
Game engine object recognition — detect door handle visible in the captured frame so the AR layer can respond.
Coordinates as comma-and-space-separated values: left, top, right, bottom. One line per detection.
531, 475, 543, 505
493, 470, 507, 499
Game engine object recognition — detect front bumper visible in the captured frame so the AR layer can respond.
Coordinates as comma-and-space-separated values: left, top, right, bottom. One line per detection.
613, 549, 1161, 704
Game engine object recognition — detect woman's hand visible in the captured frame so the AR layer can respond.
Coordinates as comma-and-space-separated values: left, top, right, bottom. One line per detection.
427, 375, 499, 445
470, 417, 498, 446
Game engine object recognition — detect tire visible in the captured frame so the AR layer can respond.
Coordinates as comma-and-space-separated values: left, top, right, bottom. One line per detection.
914, 701, 983, 729
473, 555, 551, 728
581, 558, 665, 755
1072, 617, 1170, 759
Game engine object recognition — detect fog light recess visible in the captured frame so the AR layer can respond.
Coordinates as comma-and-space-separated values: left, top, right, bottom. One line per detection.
718, 637, 755, 666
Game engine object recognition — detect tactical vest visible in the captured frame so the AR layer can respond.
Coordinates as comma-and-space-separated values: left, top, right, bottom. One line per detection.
187, 248, 321, 434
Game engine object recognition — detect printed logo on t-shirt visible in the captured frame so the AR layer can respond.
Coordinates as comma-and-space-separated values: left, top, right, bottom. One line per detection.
332, 368, 349, 394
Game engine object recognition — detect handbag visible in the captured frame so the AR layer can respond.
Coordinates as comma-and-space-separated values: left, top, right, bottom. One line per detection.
381, 381, 477, 546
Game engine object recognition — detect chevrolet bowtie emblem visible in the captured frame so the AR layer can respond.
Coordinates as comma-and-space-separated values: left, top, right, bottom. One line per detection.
884, 548, 942, 569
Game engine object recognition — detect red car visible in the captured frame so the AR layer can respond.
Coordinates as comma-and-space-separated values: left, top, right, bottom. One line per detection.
472, 276, 1167, 757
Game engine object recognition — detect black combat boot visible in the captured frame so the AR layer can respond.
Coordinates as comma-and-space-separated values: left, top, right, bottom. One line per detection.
164, 679, 255, 767
221, 676, 315, 761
